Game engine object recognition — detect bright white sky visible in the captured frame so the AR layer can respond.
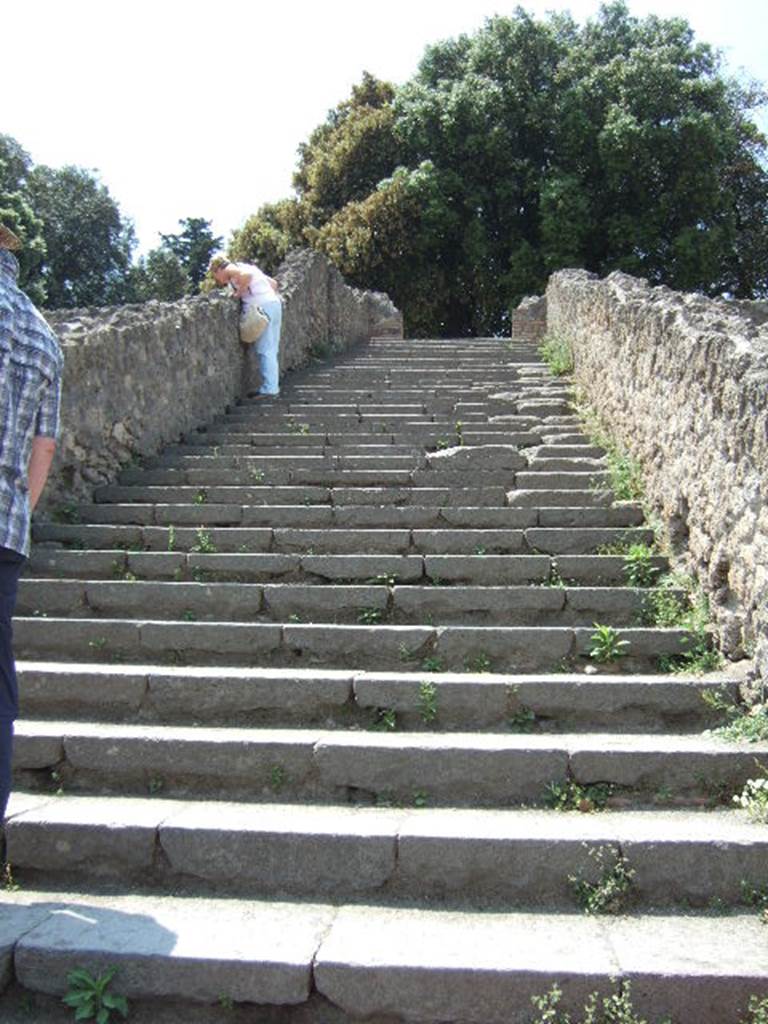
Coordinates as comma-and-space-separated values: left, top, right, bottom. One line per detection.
4, 0, 766, 256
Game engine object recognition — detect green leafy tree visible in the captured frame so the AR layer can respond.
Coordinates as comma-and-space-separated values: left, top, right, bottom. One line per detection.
159, 216, 222, 292
229, 198, 305, 272
131, 247, 191, 301
27, 164, 136, 308
0, 134, 47, 304
239, 4, 767, 335
295, 72, 401, 227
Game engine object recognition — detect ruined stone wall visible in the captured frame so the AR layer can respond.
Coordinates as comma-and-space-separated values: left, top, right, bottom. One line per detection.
545, 269, 768, 684
510, 295, 547, 344
42, 250, 402, 511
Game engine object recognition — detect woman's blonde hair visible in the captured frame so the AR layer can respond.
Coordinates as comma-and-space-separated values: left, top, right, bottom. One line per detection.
208, 254, 231, 275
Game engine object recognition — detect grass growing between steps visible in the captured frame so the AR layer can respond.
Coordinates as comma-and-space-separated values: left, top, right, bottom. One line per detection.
538, 334, 574, 376
531, 980, 671, 1024
704, 687, 768, 744
569, 844, 637, 915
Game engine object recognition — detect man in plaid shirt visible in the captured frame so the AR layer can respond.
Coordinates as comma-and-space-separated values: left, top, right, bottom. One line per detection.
0, 222, 63, 824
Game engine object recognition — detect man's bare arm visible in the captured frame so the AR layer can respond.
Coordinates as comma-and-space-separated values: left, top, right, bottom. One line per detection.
28, 436, 57, 511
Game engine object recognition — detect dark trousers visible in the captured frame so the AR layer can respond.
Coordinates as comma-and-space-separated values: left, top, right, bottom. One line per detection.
0, 546, 25, 823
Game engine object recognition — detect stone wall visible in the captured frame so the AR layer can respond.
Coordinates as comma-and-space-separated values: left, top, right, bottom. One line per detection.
42, 249, 402, 511
544, 269, 768, 685
510, 295, 547, 344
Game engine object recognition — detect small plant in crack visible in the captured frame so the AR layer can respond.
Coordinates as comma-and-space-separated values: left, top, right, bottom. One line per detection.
465, 652, 493, 673
62, 965, 129, 1023
371, 708, 398, 732
702, 687, 768, 745
508, 706, 537, 733
544, 561, 566, 588
421, 655, 444, 673
569, 843, 636, 914
741, 880, 768, 925
530, 979, 671, 1024
191, 528, 217, 554
588, 623, 629, 664
544, 779, 614, 812
357, 606, 384, 625
3, 862, 19, 892
623, 543, 660, 588
418, 680, 438, 723
734, 776, 768, 823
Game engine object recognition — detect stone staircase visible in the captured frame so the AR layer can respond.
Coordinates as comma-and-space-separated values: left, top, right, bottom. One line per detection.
2, 337, 767, 1023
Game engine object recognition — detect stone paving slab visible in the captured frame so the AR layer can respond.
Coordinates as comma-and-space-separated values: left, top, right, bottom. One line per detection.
6, 891, 333, 1005
314, 905, 768, 1023
507, 488, 613, 507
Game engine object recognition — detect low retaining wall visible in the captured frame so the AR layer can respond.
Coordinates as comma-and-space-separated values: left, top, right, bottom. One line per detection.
544, 269, 768, 684
42, 249, 402, 511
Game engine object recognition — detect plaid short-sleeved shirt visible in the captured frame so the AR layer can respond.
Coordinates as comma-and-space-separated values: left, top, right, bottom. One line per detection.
0, 250, 63, 556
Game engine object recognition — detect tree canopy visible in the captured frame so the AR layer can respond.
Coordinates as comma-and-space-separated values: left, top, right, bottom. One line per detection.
27, 164, 137, 308
233, 2, 768, 335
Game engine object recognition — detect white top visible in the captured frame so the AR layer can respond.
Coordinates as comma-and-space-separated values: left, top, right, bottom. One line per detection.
234, 262, 277, 304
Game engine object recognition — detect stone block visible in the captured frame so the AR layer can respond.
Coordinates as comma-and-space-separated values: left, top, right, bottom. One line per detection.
160, 803, 404, 894
273, 528, 410, 554
17, 664, 147, 716
14, 892, 333, 1004
314, 733, 568, 803
284, 624, 434, 667
413, 530, 525, 555
300, 554, 424, 583
434, 626, 575, 671
5, 796, 167, 875
262, 584, 386, 621
425, 445, 527, 471
139, 621, 281, 659
424, 554, 550, 585
315, 906, 610, 1023
147, 667, 353, 717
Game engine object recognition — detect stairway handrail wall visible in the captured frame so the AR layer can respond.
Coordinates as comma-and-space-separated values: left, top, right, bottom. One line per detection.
546, 268, 768, 686
39, 249, 402, 513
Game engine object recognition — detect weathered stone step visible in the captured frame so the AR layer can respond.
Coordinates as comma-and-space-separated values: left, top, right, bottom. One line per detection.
507, 488, 613, 507
513, 471, 611, 490
91, 484, 510, 507
5, 794, 764, 909
15, 662, 733, 731
140, 453, 424, 472
12, 721, 768, 805
16, 580, 684, 629
70, 502, 645, 529
26, 551, 669, 587
32, 523, 654, 556
12, 618, 699, 672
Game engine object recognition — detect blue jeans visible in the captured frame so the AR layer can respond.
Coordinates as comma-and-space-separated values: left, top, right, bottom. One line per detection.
252, 299, 282, 395
0, 547, 24, 822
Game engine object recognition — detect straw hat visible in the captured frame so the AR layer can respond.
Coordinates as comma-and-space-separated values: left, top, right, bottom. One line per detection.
0, 223, 22, 251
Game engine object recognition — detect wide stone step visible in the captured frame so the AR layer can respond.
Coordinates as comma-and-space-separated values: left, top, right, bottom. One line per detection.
12, 618, 694, 670
69, 502, 646, 530
32, 523, 654, 556
91, 484, 510, 506
15, 663, 732, 731
4, 794, 764, 909
16, 580, 684, 628
26, 551, 669, 586
12, 722, 768, 805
